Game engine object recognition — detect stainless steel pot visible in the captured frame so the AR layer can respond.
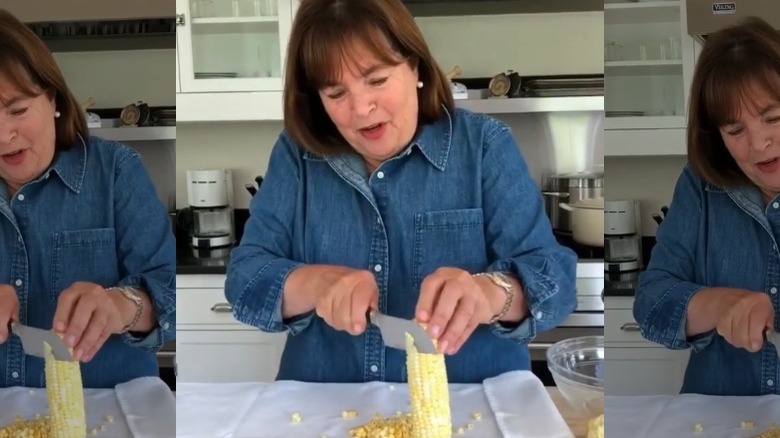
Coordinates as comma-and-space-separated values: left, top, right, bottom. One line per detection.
542, 172, 604, 232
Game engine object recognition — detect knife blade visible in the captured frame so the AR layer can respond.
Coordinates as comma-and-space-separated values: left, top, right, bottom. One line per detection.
766, 329, 780, 359
369, 310, 438, 354
9, 322, 74, 361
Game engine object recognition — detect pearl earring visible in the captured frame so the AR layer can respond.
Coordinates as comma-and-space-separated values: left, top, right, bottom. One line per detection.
417, 81, 423, 89
54, 111, 61, 118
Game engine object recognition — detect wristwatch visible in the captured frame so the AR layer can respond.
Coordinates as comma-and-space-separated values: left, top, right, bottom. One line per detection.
473, 272, 514, 323
108, 286, 143, 334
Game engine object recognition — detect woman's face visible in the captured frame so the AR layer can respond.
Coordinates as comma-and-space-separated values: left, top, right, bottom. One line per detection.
319, 43, 419, 172
0, 73, 57, 194
719, 84, 780, 201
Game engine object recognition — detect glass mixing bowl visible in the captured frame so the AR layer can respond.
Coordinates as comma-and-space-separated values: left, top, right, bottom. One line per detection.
546, 335, 604, 417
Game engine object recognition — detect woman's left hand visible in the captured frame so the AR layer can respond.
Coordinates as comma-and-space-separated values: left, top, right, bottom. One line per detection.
415, 267, 495, 355
53, 282, 124, 362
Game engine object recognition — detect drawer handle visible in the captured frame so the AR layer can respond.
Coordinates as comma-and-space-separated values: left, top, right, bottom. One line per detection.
620, 322, 640, 332
210, 303, 233, 313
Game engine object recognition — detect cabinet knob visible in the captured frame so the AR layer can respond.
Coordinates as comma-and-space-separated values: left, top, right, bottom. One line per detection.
176, 14, 186, 26
620, 322, 640, 332
210, 303, 233, 313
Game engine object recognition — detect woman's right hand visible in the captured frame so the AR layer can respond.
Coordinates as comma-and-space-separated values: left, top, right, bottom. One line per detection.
715, 289, 775, 352
312, 267, 379, 336
0, 284, 20, 344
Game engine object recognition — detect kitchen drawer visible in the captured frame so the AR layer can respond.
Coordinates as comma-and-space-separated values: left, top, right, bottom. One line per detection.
605, 296, 634, 310
177, 287, 248, 328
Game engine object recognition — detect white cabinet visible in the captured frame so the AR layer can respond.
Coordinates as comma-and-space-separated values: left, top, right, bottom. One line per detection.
605, 297, 690, 395
176, 274, 287, 383
604, 0, 697, 156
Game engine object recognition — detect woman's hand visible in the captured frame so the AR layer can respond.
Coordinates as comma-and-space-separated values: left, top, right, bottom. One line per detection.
415, 267, 496, 355
714, 290, 775, 352
313, 267, 379, 335
0, 285, 19, 344
52, 282, 125, 362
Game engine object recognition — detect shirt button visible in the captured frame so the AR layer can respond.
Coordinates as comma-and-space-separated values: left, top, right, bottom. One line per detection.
377, 171, 385, 179
370, 365, 378, 373
11, 371, 19, 379
14, 279, 22, 287
17, 194, 24, 201
769, 379, 775, 387
774, 202, 779, 209
374, 264, 382, 273
535, 311, 543, 319
163, 322, 170, 330
376, 217, 381, 224
771, 287, 778, 295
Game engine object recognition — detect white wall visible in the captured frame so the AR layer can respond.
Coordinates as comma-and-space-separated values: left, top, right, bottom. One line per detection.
605, 156, 688, 236
176, 12, 605, 209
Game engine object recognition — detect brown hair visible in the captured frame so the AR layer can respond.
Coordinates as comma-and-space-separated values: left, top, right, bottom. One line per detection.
687, 16, 780, 187
0, 8, 87, 150
283, 0, 454, 156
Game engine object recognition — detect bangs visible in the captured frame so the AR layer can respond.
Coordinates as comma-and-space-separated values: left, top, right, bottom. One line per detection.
702, 63, 780, 126
0, 53, 43, 107
299, 21, 406, 90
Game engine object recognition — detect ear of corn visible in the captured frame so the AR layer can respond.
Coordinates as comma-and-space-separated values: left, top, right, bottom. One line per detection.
349, 329, 453, 438
405, 332, 451, 438
0, 340, 86, 438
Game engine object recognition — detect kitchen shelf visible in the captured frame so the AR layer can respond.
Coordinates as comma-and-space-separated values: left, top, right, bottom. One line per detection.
89, 126, 176, 142
456, 95, 604, 114
190, 18, 277, 35
604, 115, 685, 130
605, 60, 682, 75
191, 16, 278, 24
605, 127, 686, 156
604, 1, 680, 24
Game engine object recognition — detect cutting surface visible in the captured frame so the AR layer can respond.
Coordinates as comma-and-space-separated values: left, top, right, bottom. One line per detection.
0, 376, 175, 437
176, 370, 575, 438
606, 394, 780, 437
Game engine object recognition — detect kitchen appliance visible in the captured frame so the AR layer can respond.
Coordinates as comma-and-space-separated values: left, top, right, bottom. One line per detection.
186, 169, 235, 249
687, 0, 780, 44
10, 322, 72, 361
368, 310, 437, 354
604, 200, 642, 273
542, 171, 604, 233
559, 197, 604, 248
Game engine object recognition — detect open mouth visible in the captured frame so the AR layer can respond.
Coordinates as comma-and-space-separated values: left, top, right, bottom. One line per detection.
359, 122, 385, 133
756, 157, 779, 173
2, 150, 23, 158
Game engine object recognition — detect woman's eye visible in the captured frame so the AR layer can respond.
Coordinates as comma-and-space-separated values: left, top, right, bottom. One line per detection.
326, 91, 345, 100
10, 107, 28, 116
726, 128, 743, 136
370, 77, 388, 86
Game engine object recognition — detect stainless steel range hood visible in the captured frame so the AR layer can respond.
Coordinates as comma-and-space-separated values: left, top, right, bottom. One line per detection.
687, 0, 780, 44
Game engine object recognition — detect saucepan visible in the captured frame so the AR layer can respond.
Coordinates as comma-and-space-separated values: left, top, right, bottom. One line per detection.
559, 197, 604, 247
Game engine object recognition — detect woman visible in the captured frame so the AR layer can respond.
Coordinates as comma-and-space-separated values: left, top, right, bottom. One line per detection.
225, 0, 577, 384
0, 9, 176, 388
634, 17, 780, 396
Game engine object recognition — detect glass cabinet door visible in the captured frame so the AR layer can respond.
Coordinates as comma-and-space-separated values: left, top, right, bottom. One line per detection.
604, 0, 689, 130
176, 0, 292, 92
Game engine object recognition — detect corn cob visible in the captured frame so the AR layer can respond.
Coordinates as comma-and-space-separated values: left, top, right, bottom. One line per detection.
405, 332, 451, 438
0, 341, 86, 438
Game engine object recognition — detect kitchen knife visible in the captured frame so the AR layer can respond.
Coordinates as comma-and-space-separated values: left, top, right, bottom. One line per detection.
766, 329, 780, 358
9, 322, 73, 361
368, 310, 438, 354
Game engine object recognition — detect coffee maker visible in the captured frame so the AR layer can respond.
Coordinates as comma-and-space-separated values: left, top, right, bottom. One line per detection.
604, 200, 642, 273
186, 169, 235, 249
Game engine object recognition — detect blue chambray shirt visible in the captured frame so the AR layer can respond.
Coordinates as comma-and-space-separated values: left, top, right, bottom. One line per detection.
0, 135, 176, 388
225, 107, 577, 383
634, 164, 780, 396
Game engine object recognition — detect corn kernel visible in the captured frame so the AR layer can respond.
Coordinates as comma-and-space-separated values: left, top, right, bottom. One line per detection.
291, 412, 302, 424
694, 422, 704, 433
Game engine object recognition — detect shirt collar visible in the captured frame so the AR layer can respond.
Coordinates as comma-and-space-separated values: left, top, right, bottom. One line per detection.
303, 105, 454, 171
50, 134, 87, 194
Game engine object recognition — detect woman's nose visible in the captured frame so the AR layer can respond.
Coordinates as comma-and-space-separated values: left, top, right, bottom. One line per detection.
350, 94, 374, 117
748, 128, 772, 151
0, 125, 16, 145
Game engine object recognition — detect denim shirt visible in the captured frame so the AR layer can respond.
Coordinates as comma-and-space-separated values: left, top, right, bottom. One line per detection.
0, 135, 176, 388
634, 164, 780, 396
225, 107, 577, 384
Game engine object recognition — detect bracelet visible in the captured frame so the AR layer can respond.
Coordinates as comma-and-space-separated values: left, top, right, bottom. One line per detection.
473, 272, 514, 324
106, 286, 143, 334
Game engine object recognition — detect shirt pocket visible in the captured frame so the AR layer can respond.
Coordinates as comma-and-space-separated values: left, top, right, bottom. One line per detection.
50, 228, 119, 301
412, 208, 488, 288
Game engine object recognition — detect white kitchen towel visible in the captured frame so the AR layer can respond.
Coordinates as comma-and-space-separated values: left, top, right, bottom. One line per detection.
0, 376, 174, 437
176, 371, 574, 438
605, 394, 780, 437
483, 370, 576, 438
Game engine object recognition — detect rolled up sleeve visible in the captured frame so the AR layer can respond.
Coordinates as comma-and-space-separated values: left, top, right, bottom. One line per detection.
225, 134, 312, 335
634, 165, 713, 352
480, 123, 578, 344
113, 149, 176, 351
